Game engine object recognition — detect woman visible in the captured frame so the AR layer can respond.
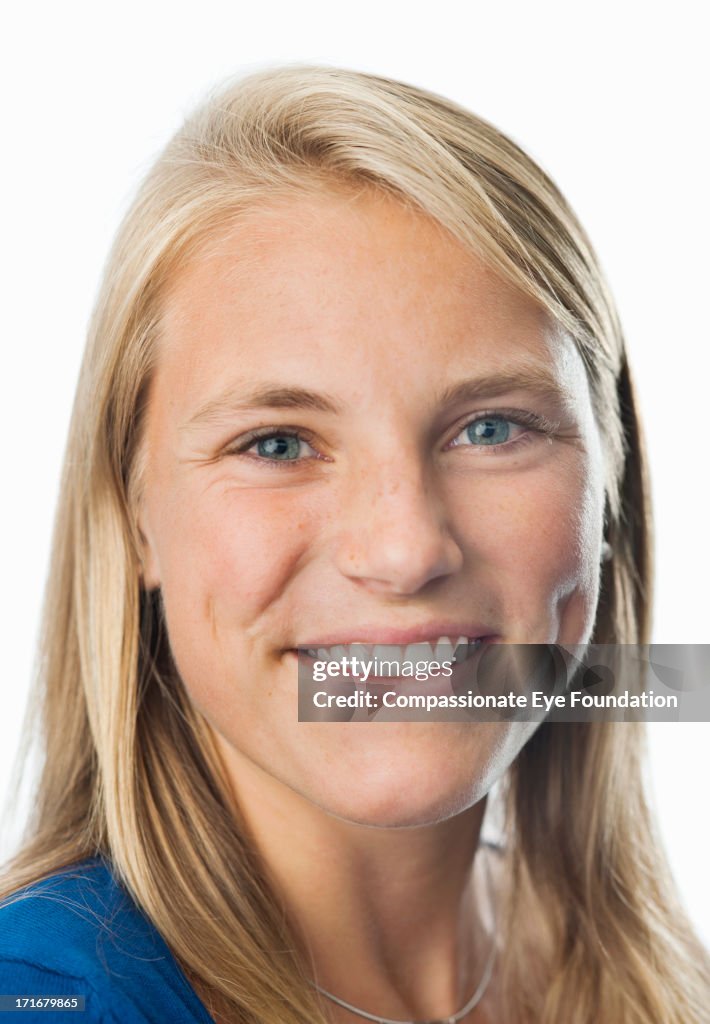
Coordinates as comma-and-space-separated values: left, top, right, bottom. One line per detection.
0, 65, 707, 1023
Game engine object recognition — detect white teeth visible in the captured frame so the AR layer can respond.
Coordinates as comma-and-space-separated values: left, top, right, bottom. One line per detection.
373, 644, 404, 665
301, 636, 483, 661
404, 642, 422, 662
452, 635, 467, 662
435, 637, 455, 661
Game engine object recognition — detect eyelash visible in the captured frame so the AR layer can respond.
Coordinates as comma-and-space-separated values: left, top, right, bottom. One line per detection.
225, 408, 559, 470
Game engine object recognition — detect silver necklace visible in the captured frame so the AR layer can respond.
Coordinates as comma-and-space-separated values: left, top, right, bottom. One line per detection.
308, 851, 498, 1024
309, 940, 495, 1024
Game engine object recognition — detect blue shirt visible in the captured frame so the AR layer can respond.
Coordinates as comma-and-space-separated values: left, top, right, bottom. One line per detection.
0, 858, 214, 1023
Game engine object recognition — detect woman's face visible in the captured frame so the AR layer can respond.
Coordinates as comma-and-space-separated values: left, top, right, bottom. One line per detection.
138, 188, 607, 827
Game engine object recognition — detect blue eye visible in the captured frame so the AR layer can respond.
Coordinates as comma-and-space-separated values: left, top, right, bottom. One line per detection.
450, 415, 525, 449
229, 427, 322, 468
252, 434, 304, 460
465, 417, 511, 445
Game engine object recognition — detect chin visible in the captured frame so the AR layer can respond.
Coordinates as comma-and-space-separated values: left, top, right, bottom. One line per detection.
296, 719, 536, 829
307, 757, 490, 829
324, 789, 483, 830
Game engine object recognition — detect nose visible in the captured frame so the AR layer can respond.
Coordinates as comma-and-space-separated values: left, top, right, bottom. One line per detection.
333, 455, 464, 596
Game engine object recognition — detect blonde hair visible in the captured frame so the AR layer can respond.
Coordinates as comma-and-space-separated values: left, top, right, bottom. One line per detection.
3, 64, 708, 1022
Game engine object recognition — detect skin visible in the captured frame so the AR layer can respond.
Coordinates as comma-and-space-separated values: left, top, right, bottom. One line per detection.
137, 187, 607, 1020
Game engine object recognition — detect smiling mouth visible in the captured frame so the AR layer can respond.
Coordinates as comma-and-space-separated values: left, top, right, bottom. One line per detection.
291, 636, 486, 665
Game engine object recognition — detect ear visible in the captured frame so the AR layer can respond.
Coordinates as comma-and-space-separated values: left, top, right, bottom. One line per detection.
137, 505, 161, 590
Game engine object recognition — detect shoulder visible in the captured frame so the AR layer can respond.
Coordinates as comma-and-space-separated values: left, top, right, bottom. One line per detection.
0, 858, 213, 1023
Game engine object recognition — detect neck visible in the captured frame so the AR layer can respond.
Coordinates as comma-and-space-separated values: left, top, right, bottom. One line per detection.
214, 735, 494, 1023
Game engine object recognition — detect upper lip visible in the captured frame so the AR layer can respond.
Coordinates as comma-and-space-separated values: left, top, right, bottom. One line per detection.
293, 623, 496, 646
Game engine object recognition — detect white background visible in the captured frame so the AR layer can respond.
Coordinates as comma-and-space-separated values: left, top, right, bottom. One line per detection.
1, 1, 708, 943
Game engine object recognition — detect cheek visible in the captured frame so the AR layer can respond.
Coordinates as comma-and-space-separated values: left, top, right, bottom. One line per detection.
159, 481, 317, 623
148, 480, 318, 712
450, 455, 604, 632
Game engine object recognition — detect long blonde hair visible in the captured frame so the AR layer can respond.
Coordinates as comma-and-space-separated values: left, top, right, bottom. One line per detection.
3, 65, 707, 1022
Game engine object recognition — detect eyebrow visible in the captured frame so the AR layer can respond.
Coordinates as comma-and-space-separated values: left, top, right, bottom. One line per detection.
184, 384, 344, 429
183, 365, 571, 431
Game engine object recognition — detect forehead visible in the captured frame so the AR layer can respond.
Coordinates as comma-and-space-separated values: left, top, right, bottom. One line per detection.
162, 188, 541, 336
154, 188, 586, 409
